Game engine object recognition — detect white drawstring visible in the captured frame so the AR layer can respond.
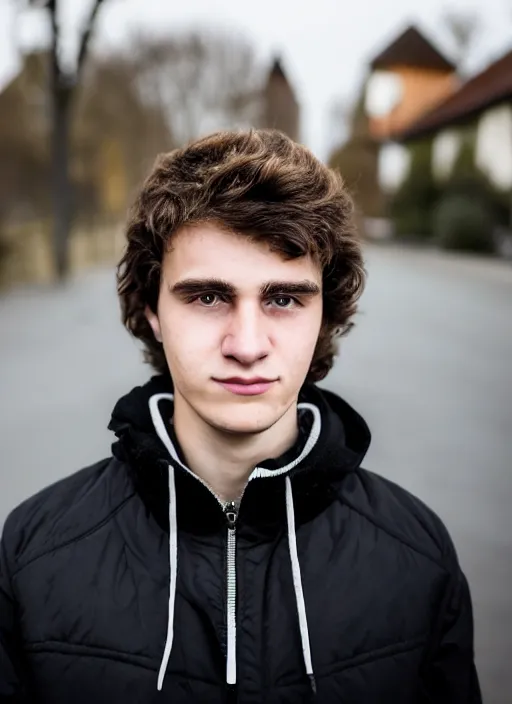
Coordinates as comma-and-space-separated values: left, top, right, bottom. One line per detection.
157, 464, 178, 691
149, 394, 179, 692
285, 475, 317, 694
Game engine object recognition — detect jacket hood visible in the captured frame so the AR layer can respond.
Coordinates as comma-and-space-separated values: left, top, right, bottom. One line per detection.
109, 373, 371, 479
108, 374, 370, 536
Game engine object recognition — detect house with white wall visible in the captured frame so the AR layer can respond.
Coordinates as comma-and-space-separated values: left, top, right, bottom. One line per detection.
364, 25, 459, 196
396, 48, 512, 196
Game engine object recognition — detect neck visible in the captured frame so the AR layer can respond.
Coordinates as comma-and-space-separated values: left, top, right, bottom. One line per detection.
172, 394, 299, 504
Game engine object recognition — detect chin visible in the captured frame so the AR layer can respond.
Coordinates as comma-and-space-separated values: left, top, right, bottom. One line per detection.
205, 404, 280, 436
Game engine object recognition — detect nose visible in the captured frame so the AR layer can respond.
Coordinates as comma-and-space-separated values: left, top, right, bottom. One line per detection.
221, 302, 270, 366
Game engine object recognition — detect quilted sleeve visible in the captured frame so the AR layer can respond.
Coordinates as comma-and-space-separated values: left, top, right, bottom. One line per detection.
421, 559, 482, 703
0, 531, 30, 703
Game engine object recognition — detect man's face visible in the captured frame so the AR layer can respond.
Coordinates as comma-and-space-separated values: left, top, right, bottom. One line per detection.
146, 223, 323, 435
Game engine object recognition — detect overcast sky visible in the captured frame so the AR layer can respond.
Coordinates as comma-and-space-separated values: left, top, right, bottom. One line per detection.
1, 0, 511, 158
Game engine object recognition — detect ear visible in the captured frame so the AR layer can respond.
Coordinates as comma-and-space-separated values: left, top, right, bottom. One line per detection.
145, 305, 162, 343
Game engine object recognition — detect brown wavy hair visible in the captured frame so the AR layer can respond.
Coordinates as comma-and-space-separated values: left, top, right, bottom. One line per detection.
117, 128, 366, 383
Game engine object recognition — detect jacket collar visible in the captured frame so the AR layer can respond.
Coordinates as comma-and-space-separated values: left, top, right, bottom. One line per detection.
108, 375, 371, 537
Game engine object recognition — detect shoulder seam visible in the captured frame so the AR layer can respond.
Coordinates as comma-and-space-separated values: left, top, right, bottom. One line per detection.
340, 493, 448, 571
12, 492, 136, 577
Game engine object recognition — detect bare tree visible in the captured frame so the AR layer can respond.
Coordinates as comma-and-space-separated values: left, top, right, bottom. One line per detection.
24, 0, 107, 279
74, 51, 175, 216
133, 30, 263, 146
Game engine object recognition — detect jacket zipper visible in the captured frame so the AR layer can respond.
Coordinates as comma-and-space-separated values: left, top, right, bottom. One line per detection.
224, 501, 238, 687
170, 458, 242, 690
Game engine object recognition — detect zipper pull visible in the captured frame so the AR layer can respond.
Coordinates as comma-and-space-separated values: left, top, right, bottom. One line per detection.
224, 502, 238, 530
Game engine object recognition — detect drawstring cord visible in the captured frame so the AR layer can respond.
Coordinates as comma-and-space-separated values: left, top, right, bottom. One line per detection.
149, 394, 179, 692
157, 465, 178, 691
286, 475, 317, 694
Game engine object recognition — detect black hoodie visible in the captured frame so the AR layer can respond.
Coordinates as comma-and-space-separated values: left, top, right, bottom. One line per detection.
0, 376, 481, 703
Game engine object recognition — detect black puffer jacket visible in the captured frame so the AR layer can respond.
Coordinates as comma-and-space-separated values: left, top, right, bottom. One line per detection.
0, 376, 481, 703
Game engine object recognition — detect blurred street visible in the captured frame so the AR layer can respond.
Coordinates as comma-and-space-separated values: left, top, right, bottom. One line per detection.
1, 243, 511, 703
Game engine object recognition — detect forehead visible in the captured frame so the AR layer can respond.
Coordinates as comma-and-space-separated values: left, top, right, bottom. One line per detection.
162, 224, 321, 286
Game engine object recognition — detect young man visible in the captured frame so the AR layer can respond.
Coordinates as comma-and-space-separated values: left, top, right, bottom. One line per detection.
0, 129, 480, 703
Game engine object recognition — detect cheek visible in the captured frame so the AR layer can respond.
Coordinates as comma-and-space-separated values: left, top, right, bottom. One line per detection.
278, 317, 321, 368
160, 312, 218, 366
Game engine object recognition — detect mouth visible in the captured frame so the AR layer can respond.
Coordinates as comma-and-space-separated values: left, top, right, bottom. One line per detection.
213, 377, 277, 396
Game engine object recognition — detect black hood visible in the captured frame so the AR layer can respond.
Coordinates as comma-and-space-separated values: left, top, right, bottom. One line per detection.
108, 375, 371, 534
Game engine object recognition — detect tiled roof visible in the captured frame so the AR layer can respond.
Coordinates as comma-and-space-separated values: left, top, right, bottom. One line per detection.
398, 47, 512, 140
371, 26, 455, 72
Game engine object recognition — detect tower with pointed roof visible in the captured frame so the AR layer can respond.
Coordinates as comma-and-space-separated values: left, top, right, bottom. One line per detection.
261, 55, 300, 142
365, 25, 459, 141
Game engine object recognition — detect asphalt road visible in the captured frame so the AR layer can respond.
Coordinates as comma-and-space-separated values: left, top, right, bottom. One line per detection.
1, 243, 511, 703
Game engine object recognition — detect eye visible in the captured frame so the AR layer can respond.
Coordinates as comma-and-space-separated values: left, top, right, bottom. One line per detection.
198, 293, 219, 306
271, 296, 298, 309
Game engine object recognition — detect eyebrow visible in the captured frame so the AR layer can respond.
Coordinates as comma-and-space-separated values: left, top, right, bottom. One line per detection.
170, 278, 321, 297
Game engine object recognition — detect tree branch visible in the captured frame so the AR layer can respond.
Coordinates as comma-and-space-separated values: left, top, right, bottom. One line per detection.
76, 0, 105, 81
47, 0, 63, 85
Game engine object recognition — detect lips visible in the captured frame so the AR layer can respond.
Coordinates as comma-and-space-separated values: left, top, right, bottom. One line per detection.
220, 377, 274, 385
214, 377, 277, 396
